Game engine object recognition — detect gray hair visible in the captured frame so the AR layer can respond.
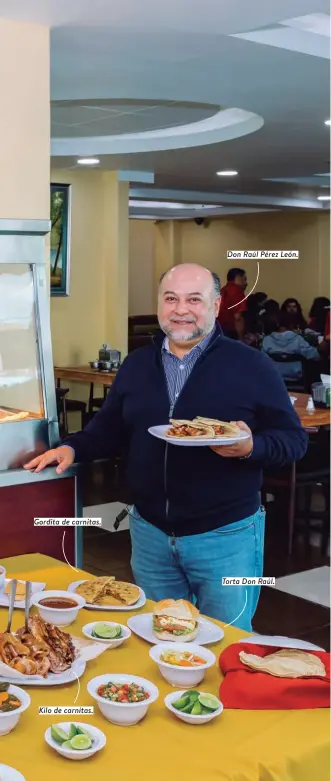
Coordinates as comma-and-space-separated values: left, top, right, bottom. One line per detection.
159, 269, 221, 298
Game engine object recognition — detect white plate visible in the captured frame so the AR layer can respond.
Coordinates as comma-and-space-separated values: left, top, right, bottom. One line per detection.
0, 580, 46, 609
238, 634, 324, 651
68, 580, 146, 611
148, 425, 250, 447
0, 659, 86, 687
0, 766, 25, 781
127, 613, 224, 645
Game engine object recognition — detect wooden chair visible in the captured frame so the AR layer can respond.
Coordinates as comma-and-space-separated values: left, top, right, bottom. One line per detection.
55, 387, 69, 437
262, 430, 330, 555
266, 352, 308, 392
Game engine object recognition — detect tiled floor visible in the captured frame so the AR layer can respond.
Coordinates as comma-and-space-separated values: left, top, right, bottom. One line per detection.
275, 566, 330, 608
80, 461, 330, 651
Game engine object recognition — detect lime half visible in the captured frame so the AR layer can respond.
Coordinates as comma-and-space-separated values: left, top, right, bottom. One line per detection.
70, 734, 92, 751
92, 622, 121, 639
198, 694, 220, 712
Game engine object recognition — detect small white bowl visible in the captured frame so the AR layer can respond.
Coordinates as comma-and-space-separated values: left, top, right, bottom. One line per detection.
87, 674, 159, 726
290, 396, 297, 406
165, 690, 223, 725
149, 642, 216, 688
82, 622, 131, 648
0, 686, 31, 736
45, 721, 106, 761
31, 590, 86, 626
0, 566, 6, 592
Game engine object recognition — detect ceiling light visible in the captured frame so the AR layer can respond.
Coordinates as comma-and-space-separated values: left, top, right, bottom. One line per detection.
77, 157, 100, 166
216, 170, 238, 176
325, 119, 331, 126
129, 200, 220, 210
317, 195, 330, 201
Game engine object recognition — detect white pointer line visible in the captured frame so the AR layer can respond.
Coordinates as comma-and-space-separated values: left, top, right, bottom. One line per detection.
222, 589, 248, 628
62, 530, 80, 573
227, 261, 260, 309
72, 670, 81, 704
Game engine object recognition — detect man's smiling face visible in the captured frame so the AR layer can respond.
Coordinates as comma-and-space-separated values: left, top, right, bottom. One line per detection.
158, 264, 220, 344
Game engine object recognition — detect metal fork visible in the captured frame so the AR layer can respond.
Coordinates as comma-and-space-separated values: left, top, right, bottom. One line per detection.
6, 579, 17, 632
24, 582, 32, 632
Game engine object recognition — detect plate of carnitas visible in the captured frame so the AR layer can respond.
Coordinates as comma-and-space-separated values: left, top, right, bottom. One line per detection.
0, 581, 108, 686
148, 417, 249, 447
68, 576, 146, 611
127, 599, 224, 646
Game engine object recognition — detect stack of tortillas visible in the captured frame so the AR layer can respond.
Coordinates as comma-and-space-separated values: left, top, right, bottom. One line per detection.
239, 649, 326, 678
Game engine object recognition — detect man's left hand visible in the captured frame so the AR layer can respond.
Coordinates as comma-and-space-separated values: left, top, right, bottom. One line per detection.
211, 421, 253, 459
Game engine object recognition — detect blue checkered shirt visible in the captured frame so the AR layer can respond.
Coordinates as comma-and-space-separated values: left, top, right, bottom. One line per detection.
162, 328, 215, 410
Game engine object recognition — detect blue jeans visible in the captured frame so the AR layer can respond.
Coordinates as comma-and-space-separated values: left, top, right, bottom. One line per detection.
130, 506, 265, 632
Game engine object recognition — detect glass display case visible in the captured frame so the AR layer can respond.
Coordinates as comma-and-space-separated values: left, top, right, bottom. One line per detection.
0, 220, 58, 470
0, 263, 45, 421
0, 219, 81, 566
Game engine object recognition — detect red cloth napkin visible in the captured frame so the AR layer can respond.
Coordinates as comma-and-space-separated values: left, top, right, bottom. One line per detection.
219, 643, 330, 709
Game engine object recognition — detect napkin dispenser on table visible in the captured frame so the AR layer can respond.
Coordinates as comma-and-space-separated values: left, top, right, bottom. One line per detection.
90, 343, 121, 372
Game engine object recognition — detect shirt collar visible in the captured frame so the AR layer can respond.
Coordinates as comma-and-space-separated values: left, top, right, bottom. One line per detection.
162, 326, 216, 356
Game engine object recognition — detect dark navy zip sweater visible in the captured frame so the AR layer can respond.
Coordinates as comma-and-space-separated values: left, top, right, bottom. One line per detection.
67, 326, 308, 535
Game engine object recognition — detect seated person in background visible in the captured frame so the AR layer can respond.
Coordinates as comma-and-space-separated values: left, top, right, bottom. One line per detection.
308, 297, 330, 335
259, 299, 280, 333
217, 267, 247, 337
246, 291, 268, 316
262, 311, 320, 380
234, 310, 262, 349
280, 298, 307, 331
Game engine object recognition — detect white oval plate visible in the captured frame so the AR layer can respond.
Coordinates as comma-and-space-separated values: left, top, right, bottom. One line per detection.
0, 579, 46, 609
238, 634, 324, 651
0, 659, 86, 687
0, 766, 26, 781
127, 613, 224, 645
68, 581, 146, 611
82, 621, 131, 647
148, 425, 250, 447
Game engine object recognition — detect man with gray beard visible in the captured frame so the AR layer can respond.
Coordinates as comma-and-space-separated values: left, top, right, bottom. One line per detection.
25, 264, 307, 630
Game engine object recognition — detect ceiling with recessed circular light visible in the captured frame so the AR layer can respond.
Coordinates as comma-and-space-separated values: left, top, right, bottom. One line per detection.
0, 0, 329, 215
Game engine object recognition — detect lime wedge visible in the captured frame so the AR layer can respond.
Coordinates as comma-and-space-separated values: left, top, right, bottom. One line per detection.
75, 726, 92, 738
187, 690, 200, 702
92, 622, 121, 639
198, 694, 220, 712
51, 725, 69, 744
70, 734, 92, 751
62, 741, 73, 750
191, 701, 202, 715
69, 724, 78, 739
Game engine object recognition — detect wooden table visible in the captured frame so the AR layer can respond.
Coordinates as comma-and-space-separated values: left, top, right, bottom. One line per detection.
54, 365, 117, 413
291, 392, 330, 429
1, 553, 329, 781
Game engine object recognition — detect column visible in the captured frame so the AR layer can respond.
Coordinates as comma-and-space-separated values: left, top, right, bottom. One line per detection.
0, 19, 50, 219
102, 172, 130, 358
153, 221, 181, 307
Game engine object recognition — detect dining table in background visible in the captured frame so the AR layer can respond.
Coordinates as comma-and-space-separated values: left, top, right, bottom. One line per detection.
0, 552, 329, 781
54, 365, 117, 413
292, 392, 330, 429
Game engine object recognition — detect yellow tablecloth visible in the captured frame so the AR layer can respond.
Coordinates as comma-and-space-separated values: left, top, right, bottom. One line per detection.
0, 554, 329, 781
